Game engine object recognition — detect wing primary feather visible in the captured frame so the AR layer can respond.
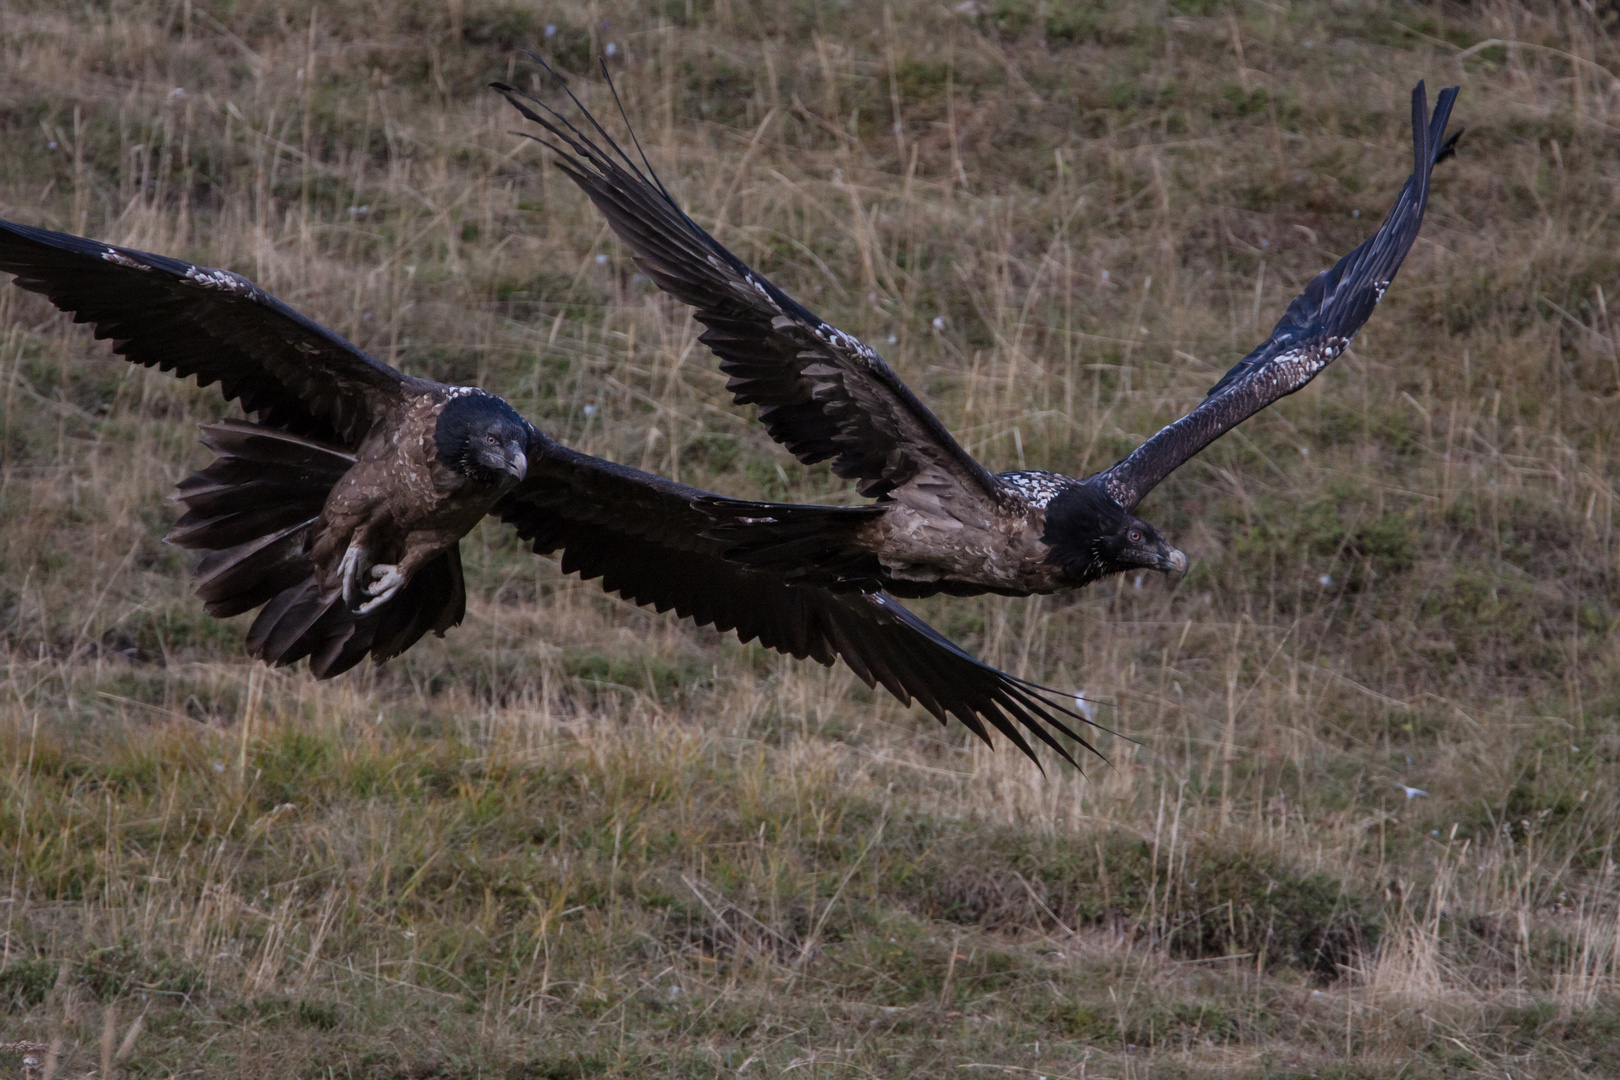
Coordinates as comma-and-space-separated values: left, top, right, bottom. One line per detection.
864, 593, 1092, 766
596, 57, 680, 207
494, 69, 1004, 505
866, 593, 1108, 738
500, 61, 766, 304
517, 52, 664, 197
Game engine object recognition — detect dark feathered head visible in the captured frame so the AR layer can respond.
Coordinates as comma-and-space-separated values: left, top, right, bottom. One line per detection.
434, 391, 530, 486
1042, 483, 1186, 587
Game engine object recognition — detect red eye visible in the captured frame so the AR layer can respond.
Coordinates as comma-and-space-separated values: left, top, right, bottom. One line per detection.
1128, 529, 1143, 544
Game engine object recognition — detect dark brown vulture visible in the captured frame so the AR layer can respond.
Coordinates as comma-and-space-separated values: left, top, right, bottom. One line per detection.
0, 218, 1100, 765
497, 76, 1458, 600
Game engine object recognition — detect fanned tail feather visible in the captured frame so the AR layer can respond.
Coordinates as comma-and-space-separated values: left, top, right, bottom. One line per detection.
167, 418, 465, 677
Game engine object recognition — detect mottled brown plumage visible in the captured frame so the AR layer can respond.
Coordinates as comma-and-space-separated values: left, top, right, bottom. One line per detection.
0, 218, 1101, 765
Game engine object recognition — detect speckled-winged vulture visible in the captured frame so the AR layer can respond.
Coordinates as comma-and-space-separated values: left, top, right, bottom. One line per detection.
0, 219, 1109, 764
497, 77, 1458, 599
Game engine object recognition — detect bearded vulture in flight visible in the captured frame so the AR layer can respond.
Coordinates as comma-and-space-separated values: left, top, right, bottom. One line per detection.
497, 76, 1458, 599
0, 219, 1098, 765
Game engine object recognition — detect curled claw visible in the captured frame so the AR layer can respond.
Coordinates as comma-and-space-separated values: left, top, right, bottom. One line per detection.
355, 564, 405, 614
337, 544, 369, 608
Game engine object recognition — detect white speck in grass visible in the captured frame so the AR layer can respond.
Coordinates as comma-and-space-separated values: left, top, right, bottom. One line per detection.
545, 23, 557, 37
1398, 784, 1430, 800
1101, 269, 1110, 282
1305, 40, 1315, 48
1432, 830, 1440, 836
404, 930, 415, 938
583, 405, 598, 417
1259, 237, 1269, 249
48, 140, 57, 149
596, 253, 608, 264
1353, 209, 1360, 218
1074, 696, 1097, 723
1133, 573, 1143, 590
170, 87, 186, 99
932, 316, 946, 331
887, 334, 897, 344
212, 761, 224, 773
1299, 445, 1310, 457
1318, 574, 1333, 587
605, 42, 617, 57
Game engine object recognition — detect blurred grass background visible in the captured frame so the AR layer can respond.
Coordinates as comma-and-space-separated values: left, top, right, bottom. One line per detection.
1, 0, 1619, 1076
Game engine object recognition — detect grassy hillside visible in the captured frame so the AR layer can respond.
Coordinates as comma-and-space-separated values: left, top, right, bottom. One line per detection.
2, 0, 1619, 1075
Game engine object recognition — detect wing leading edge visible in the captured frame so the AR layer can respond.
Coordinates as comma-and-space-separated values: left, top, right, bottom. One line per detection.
1098, 82, 1460, 511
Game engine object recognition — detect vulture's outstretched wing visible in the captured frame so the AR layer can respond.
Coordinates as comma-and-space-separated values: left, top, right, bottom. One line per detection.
1097, 82, 1459, 511
495, 433, 1104, 767
494, 75, 1002, 509
0, 219, 407, 447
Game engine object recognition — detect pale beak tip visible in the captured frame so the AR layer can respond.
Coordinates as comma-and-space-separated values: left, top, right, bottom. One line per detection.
507, 449, 528, 482
1166, 548, 1188, 576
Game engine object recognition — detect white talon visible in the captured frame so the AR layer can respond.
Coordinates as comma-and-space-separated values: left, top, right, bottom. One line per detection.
355, 564, 405, 614
338, 544, 369, 608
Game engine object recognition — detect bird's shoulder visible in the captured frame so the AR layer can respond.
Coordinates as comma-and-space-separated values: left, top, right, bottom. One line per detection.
994, 470, 1082, 510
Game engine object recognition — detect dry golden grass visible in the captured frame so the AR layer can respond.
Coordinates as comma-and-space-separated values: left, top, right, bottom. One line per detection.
2, 0, 1620, 1076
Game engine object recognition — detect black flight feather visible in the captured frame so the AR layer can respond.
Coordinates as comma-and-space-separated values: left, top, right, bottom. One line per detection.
497, 433, 1108, 766
0, 212, 1103, 767
1097, 82, 1460, 510
0, 220, 405, 448
493, 70, 1001, 505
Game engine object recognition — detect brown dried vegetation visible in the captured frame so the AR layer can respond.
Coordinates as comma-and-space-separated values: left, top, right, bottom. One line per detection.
3, 0, 1620, 1076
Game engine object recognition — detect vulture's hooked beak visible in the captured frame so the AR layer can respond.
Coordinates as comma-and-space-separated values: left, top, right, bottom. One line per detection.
1159, 546, 1188, 577
506, 446, 528, 482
